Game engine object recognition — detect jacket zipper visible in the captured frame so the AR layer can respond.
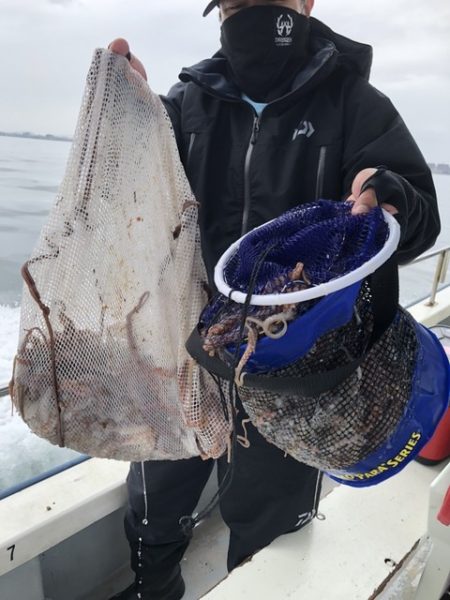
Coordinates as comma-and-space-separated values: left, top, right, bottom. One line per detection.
315, 146, 327, 200
242, 114, 261, 236
187, 132, 196, 167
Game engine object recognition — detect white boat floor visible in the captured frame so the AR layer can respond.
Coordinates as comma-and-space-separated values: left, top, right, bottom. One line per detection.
202, 461, 447, 600
182, 509, 229, 600
184, 474, 336, 600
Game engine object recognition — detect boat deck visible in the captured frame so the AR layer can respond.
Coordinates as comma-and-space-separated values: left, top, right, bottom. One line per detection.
202, 461, 447, 600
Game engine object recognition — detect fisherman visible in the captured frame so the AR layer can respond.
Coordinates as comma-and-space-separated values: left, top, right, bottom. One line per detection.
109, 1, 440, 598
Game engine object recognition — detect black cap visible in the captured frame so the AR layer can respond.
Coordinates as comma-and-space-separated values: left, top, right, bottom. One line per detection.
203, 0, 219, 17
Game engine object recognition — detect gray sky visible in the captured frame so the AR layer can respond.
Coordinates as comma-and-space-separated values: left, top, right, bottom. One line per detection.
1, 0, 449, 162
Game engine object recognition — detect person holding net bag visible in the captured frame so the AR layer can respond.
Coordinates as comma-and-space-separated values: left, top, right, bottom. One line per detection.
105, 2, 441, 598
9, 1, 440, 600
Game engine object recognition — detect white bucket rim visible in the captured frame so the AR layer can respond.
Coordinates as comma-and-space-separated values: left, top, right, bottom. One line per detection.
214, 208, 401, 307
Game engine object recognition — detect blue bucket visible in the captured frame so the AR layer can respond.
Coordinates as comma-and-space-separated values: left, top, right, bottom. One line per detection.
327, 323, 450, 487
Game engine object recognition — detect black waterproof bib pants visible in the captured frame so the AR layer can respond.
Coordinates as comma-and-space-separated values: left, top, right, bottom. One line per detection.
123, 400, 322, 585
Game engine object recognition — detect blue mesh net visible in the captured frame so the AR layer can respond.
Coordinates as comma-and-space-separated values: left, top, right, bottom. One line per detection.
200, 201, 389, 350
223, 200, 389, 294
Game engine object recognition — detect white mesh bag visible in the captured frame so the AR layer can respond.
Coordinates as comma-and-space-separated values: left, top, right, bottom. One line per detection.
10, 48, 230, 462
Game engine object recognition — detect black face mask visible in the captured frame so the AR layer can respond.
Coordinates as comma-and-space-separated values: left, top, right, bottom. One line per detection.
220, 5, 310, 102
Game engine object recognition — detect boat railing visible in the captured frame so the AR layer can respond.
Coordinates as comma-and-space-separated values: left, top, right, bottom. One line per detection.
1, 245, 449, 400
403, 244, 450, 307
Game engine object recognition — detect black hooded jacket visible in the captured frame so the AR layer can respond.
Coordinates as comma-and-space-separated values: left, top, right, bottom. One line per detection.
161, 18, 440, 282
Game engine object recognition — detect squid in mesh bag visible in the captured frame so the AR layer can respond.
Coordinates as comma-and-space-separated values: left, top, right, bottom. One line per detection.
9, 48, 231, 462
187, 200, 450, 486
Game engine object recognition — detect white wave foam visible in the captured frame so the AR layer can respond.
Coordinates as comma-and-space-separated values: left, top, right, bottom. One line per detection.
0, 304, 20, 385
0, 305, 81, 494
0, 393, 81, 492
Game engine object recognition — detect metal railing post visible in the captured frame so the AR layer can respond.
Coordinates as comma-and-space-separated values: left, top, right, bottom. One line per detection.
426, 250, 448, 306
402, 246, 450, 307
440, 250, 450, 283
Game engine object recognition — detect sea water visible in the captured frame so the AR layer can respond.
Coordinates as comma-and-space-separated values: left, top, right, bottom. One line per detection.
0, 136, 81, 496
0, 134, 449, 496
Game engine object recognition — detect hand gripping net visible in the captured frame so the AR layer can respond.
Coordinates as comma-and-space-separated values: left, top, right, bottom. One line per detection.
10, 49, 230, 462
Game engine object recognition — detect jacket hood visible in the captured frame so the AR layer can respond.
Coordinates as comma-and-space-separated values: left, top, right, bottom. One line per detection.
310, 18, 373, 79
178, 17, 373, 100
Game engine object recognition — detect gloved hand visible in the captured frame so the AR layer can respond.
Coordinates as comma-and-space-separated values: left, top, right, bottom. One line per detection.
348, 168, 399, 216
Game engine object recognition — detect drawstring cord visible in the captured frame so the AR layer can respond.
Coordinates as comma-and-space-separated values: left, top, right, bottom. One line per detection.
179, 242, 278, 537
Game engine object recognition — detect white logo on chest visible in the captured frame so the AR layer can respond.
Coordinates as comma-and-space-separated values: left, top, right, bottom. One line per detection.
293, 120, 315, 140
276, 14, 294, 36
275, 14, 294, 47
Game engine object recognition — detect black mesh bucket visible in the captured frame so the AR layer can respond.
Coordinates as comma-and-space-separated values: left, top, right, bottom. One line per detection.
186, 201, 450, 486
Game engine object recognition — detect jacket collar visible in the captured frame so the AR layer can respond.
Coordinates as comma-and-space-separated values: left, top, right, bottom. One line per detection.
178, 18, 373, 104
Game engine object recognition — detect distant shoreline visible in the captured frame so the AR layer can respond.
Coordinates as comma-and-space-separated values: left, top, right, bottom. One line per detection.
0, 132, 72, 143
428, 163, 450, 176
0, 132, 449, 175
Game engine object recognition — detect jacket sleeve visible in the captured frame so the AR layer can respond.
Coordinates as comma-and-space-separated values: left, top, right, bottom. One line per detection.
342, 78, 441, 264
159, 81, 186, 161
